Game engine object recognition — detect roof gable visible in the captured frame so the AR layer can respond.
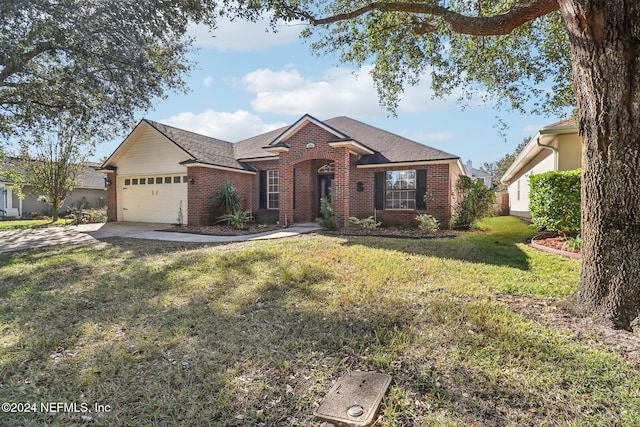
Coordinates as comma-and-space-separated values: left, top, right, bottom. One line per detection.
267, 114, 348, 147
102, 115, 462, 172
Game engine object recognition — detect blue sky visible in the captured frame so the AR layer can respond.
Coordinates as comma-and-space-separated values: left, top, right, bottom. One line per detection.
96, 16, 564, 169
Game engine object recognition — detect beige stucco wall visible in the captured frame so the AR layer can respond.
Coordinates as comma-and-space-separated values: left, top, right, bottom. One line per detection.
557, 133, 582, 171
507, 149, 554, 215
113, 126, 190, 177
507, 132, 582, 218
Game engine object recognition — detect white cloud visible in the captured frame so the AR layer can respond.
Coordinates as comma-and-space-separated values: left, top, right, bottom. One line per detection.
242, 68, 306, 92
188, 16, 302, 51
522, 124, 541, 136
203, 76, 214, 87
161, 109, 287, 141
239, 65, 461, 117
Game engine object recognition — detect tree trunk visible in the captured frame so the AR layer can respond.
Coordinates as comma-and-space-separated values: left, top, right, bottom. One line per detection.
558, 1, 640, 330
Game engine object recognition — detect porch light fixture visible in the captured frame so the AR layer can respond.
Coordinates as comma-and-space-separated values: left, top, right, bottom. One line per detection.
104, 178, 111, 187
189, 177, 195, 184
357, 182, 364, 192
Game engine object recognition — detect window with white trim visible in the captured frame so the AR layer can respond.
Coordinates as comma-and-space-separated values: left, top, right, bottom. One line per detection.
267, 170, 279, 209
385, 170, 416, 210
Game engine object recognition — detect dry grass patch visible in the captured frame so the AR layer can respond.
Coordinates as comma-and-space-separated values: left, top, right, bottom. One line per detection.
1, 217, 638, 426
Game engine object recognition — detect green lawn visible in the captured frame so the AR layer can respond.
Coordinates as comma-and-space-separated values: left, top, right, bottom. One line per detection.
1, 217, 638, 426
0, 219, 72, 230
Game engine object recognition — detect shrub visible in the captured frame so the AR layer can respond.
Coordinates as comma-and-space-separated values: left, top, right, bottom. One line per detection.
452, 175, 496, 230
348, 216, 381, 230
216, 181, 241, 213
317, 195, 337, 231
416, 214, 439, 232
529, 169, 581, 235
216, 209, 253, 230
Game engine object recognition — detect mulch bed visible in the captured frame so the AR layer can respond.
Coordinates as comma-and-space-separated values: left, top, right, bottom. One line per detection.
531, 231, 581, 258
322, 227, 458, 239
168, 223, 458, 239
167, 224, 281, 236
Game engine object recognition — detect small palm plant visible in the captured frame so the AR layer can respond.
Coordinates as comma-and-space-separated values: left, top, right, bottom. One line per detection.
216, 181, 241, 213
216, 209, 253, 230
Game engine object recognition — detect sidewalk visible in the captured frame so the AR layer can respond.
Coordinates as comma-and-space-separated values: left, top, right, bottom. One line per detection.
0, 222, 321, 254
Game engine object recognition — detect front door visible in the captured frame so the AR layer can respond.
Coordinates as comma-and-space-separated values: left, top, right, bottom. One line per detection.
318, 174, 334, 216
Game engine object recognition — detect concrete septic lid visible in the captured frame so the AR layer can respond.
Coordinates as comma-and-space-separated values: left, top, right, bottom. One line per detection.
314, 371, 392, 427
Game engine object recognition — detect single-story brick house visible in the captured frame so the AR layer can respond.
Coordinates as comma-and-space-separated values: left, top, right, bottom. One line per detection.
99, 114, 466, 228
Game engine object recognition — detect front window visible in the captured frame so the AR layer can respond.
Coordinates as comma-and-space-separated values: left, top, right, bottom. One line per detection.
267, 170, 279, 209
386, 170, 416, 210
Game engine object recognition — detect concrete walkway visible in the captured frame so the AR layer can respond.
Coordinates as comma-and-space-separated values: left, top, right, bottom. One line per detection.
0, 222, 321, 254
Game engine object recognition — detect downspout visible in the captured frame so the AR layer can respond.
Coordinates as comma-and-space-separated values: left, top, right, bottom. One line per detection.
537, 137, 558, 170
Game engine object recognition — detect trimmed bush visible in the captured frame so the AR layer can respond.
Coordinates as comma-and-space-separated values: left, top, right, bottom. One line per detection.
529, 169, 581, 235
452, 175, 496, 230
416, 214, 439, 232
348, 216, 381, 230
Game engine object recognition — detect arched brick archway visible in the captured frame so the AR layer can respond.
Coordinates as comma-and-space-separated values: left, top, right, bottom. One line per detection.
275, 125, 357, 227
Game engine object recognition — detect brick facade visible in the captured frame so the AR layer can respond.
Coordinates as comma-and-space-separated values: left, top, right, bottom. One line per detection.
187, 167, 254, 226
181, 123, 458, 228
106, 171, 117, 222
104, 117, 463, 228
351, 163, 453, 228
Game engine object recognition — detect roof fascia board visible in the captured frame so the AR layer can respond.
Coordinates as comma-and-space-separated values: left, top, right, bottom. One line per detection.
328, 140, 375, 155
501, 131, 564, 183
101, 120, 196, 168
236, 156, 279, 162
357, 159, 460, 169
182, 162, 256, 175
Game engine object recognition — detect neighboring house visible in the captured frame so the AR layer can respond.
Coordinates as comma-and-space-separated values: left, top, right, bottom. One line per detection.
0, 159, 107, 217
100, 114, 466, 228
501, 119, 580, 219
464, 160, 493, 189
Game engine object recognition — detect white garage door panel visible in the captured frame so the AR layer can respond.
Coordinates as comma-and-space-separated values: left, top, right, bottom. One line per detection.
120, 176, 187, 223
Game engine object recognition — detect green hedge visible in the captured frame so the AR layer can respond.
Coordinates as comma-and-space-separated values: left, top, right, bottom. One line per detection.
529, 169, 581, 235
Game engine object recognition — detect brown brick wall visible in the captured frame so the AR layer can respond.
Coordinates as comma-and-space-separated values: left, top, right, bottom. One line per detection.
187, 167, 254, 226
106, 171, 117, 222
351, 163, 453, 228
277, 122, 355, 227
248, 160, 279, 224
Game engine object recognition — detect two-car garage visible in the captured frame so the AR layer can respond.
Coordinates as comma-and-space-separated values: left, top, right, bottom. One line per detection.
119, 174, 188, 223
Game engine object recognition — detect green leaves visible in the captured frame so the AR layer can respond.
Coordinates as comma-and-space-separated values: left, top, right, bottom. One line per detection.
529, 169, 581, 235
300, 0, 573, 114
0, 0, 220, 139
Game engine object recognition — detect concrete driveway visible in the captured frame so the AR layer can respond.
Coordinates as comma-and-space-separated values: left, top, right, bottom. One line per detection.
0, 222, 321, 254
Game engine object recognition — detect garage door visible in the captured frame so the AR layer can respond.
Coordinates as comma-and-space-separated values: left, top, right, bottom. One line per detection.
120, 175, 188, 223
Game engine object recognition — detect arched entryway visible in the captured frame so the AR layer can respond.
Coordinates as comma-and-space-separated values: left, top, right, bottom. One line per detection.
291, 159, 335, 223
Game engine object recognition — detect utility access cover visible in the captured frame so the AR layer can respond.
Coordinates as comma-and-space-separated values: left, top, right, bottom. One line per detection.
314, 371, 392, 427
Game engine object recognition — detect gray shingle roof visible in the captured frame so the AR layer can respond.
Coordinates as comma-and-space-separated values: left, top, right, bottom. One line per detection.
136, 116, 459, 170
233, 116, 458, 164
75, 162, 107, 189
144, 120, 247, 170
324, 116, 459, 164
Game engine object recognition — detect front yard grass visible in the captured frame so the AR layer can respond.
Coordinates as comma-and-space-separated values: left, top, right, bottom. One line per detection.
0, 219, 71, 230
1, 216, 638, 426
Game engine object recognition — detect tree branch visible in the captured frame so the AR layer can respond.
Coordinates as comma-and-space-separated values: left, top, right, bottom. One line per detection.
310, 0, 559, 36
0, 39, 61, 83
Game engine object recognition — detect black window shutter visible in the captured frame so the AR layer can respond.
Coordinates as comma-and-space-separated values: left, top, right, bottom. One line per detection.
374, 171, 384, 210
416, 169, 427, 209
259, 171, 267, 209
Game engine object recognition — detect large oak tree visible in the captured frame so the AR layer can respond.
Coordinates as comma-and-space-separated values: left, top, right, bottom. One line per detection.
266, 0, 639, 330
0, 0, 228, 138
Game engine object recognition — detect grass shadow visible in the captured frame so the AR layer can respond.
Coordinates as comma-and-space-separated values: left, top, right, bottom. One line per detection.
338, 216, 538, 270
